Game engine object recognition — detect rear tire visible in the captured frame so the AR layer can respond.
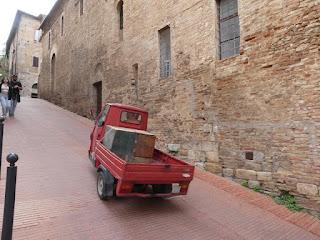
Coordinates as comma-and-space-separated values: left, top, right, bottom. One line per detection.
97, 170, 115, 200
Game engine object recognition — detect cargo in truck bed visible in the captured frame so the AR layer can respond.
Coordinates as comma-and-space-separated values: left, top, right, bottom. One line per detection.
102, 126, 156, 163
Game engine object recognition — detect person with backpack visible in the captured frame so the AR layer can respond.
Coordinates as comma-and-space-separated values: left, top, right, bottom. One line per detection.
8, 75, 22, 117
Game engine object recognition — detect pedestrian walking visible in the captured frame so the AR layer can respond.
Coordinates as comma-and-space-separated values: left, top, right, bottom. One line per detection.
0, 77, 11, 118
8, 75, 22, 117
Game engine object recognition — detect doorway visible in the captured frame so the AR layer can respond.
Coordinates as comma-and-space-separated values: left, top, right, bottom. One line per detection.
93, 81, 102, 117
51, 54, 56, 93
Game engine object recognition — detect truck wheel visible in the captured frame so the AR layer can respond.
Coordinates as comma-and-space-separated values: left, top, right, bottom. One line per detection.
97, 170, 115, 200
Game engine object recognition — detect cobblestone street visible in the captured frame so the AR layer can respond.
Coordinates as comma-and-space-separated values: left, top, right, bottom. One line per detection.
0, 98, 319, 240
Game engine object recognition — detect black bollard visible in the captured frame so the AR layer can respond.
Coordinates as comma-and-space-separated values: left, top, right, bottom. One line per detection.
1, 153, 19, 240
0, 117, 5, 179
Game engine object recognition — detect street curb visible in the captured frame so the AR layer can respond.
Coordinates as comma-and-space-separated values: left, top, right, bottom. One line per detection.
194, 168, 320, 237
40, 99, 94, 127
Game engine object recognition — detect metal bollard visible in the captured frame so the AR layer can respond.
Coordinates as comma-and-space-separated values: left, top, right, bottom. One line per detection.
0, 117, 5, 179
1, 153, 19, 240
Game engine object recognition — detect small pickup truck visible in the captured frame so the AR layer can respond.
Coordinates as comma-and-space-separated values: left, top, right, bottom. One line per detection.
89, 103, 195, 200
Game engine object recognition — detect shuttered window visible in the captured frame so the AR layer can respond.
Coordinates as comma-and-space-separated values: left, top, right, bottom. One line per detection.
159, 26, 171, 79
219, 0, 240, 59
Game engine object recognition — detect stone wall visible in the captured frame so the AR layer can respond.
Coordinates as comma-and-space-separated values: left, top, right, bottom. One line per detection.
213, 0, 320, 212
39, 0, 320, 211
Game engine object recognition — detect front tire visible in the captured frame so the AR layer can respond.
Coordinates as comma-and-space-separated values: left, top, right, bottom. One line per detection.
97, 170, 115, 200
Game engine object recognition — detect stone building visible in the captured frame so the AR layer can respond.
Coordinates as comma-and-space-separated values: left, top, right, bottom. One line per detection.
39, 0, 320, 211
6, 10, 44, 97
0, 56, 9, 78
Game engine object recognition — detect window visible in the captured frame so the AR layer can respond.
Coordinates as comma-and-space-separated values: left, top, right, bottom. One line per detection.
97, 105, 110, 127
48, 32, 51, 49
61, 16, 64, 36
159, 26, 171, 79
120, 111, 142, 125
132, 64, 139, 99
80, 0, 84, 16
245, 152, 254, 160
51, 54, 56, 92
218, 0, 240, 59
132, 64, 138, 84
32, 57, 39, 67
118, 1, 124, 30
34, 30, 41, 42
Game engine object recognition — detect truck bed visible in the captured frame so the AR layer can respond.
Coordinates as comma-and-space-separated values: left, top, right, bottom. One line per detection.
95, 141, 194, 183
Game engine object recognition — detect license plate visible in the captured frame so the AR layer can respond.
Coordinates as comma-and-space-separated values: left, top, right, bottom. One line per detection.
172, 183, 181, 193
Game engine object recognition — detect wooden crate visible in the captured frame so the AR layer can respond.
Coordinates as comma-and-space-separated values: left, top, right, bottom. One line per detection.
103, 126, 156, 163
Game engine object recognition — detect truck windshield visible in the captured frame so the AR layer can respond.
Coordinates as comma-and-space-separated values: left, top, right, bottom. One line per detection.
120, 111, 141, 124
97, 106, 110, 127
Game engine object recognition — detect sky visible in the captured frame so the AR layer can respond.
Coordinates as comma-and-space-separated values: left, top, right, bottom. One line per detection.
0, 0, 57, 55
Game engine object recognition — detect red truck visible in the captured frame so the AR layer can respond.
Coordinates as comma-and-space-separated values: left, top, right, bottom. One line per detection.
89, 103, 195, 200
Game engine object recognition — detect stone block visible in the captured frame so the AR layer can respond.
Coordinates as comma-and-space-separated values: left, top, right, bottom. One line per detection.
254, 152, 265, 161
248, 180, 260, 189
201, 142, 216, 152
195, 162, 205, 169
192, 152, 206, 162
236, 169, 257, 180
167, 144, 180, 153
244, 161, 262, 171
297, 183, 319, 196
209, 133, 216, 141
223, 168, 234, 177
202, 124, 212, 133
179, 149, 188, 156
188, 150, 195, 161
205, 163, 222, 174
206, 151, 219, 163
257, 172, 272, 181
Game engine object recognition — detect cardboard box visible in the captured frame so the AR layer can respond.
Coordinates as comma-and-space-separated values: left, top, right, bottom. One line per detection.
103, 126, 156, 163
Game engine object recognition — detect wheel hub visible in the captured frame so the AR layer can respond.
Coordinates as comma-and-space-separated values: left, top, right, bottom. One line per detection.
97, 175, 104, 196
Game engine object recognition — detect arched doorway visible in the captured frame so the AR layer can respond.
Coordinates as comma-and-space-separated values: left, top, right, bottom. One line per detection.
31, 83, 38, 98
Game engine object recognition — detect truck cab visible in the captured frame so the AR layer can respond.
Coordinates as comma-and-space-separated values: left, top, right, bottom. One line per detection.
89, 103, 148, 163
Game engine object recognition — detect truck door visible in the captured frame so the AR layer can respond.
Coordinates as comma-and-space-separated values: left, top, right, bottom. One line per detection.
90, 105, 110, 154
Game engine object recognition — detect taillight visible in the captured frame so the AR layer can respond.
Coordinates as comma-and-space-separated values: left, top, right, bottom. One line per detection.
120, 182, 133, 193
180, 183, 189, 192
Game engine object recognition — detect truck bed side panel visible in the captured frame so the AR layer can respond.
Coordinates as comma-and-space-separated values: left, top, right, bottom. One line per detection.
96, 141, 125, 179
96, 142, 194, 183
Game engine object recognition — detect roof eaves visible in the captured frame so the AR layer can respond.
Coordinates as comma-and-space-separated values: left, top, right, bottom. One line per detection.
39, 0, 64, 32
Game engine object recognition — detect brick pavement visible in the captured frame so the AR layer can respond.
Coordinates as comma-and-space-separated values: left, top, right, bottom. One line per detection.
0, 98, 319, 240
